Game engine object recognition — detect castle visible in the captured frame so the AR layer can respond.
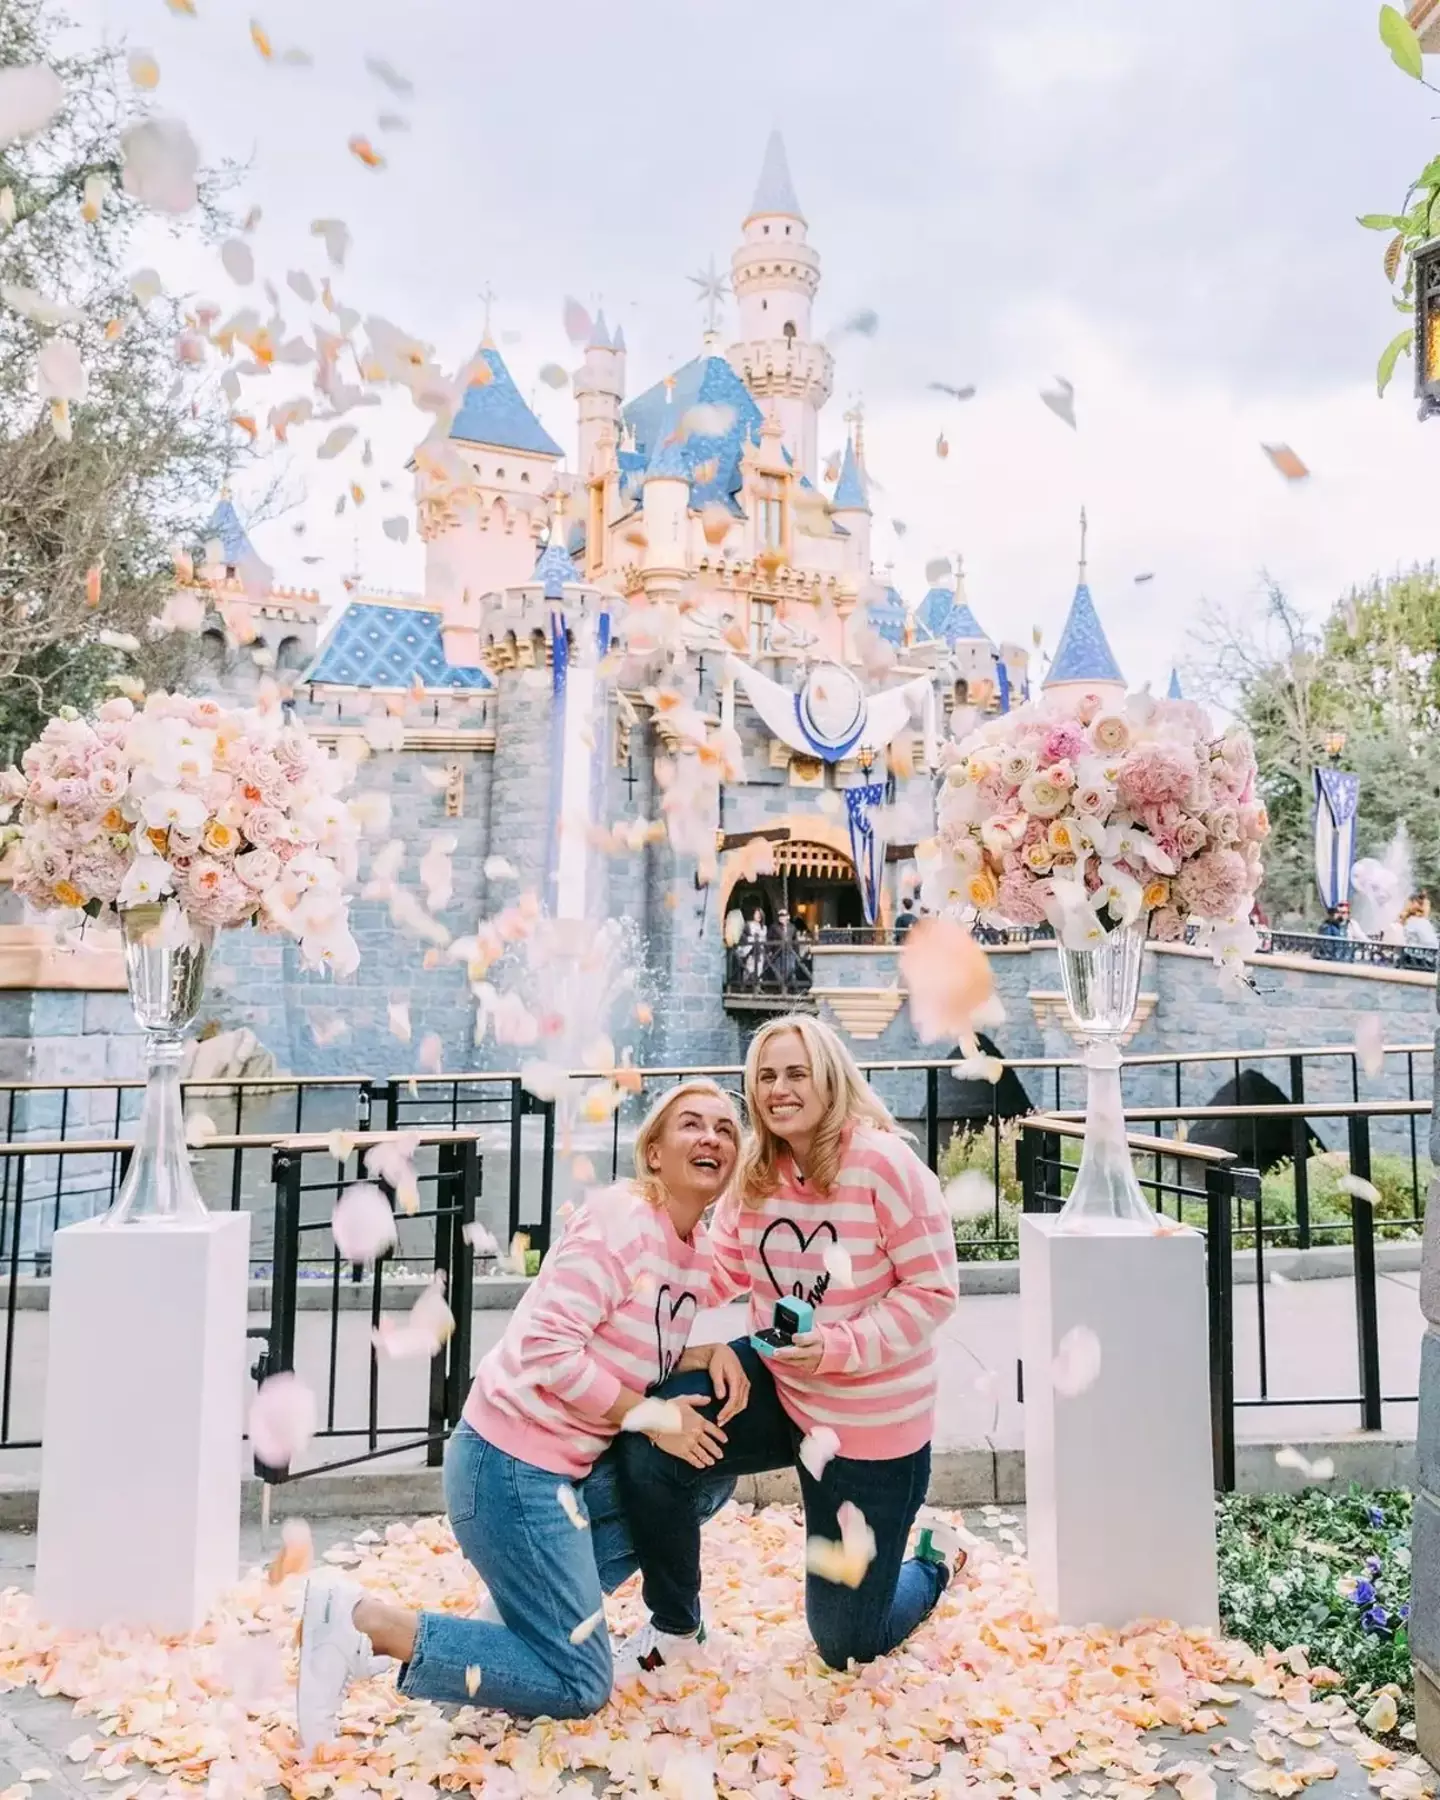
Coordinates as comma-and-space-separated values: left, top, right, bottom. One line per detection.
189, 133, 1140, 1074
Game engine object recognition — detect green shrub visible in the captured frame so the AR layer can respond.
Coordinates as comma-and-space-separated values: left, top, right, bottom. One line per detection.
1243, 1151, 1429, 1250
939, 1124, 1023, 1260
1216, 1489, 1412, 1731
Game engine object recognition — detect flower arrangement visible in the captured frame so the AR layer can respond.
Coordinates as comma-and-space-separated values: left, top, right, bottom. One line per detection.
927, 689, 1269, 966
0, 692, 360, 974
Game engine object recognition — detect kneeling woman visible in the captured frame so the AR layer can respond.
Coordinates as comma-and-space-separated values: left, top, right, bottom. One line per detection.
296, 1079, 747, 1750
617, 1014, 962, 1675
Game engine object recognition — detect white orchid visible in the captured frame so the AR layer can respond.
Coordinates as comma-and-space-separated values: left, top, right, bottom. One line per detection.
139, 788, 207, 832
116, 854, 174, 907
1092, 862, 1144, 925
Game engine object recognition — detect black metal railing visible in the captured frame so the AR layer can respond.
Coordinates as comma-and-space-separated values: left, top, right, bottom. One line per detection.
1018, 1102, 1424, 1491
722, 939, 815, 1000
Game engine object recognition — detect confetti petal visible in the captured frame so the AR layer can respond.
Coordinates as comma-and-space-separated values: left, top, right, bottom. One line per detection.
569, 1606, 604, 1644
1051, 1325, 1102, 1397
622, 1397, 684, 1436
798, 1426, 840, 1479
556, 1484, 589, 1530
1262, 443, 1309, 481
1337, 1174, 1380, 1206
364, 55, 413, 95
331, 1181, 396, 1264
247, 1372, 316, 1468
1354, 1013, 1384, 1077
119, 116, 200, 215
0, 65, 64, 149
127, 50, 160, 89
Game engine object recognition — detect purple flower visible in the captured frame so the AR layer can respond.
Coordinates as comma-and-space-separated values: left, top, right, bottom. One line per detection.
1401, 1603, 1412, 1621
1366, 1555, 1383, 1576
1353, 1580, 1376, 1606
1363, 1604, 1390, 1633
1368, 1506, 1386, 1526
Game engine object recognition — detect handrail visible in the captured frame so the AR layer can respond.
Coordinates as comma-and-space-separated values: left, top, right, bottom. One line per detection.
1020, 1114, 1235, 1163
0, 1127, 489, 1159
1042, 1099, 1431, 1121
0, 1041, 1430, 1094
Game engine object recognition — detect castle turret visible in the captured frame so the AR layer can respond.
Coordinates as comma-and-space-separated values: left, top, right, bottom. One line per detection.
1042, 510, 1127, 707
726, 131, 833, 483
830, 431, 871, 574
421, 335, 563, 667
575, 310, 625, 483
640, 385, 690, 604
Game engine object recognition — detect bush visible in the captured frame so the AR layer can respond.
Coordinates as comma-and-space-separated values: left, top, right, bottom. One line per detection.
939, 1124, 1023, 1260
1216, 1489, 1412, 1732
1243, 1151, 1429, 1250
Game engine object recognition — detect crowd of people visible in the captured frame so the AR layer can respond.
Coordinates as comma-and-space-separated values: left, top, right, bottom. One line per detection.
295, 1014, 967, 1749
1315, 891, 1438, 957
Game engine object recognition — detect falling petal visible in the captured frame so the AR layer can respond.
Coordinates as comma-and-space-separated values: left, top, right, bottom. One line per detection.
119, 115, 200, 215
247, 1372, 317, 1468
537, 362, 569, 389
928, 380, 976, 400
377, 111, 409, 132
934, 431, 949, 459
317, 424, 357, 459
365, 54, 414, 95
4, 282, 83, 325
127, 49, 160, 88
840, 307, 879, 337
944, 1170, 996, 1220
1354, 1013, 1384, 1077
266, 1517, 312, 1584
798, 1426, 840, 1479
348, 135, 384, 169
36, 338, 87, 404
924, 556, 952, 585
805, 1501, 875, 1587
249, 19, 272, 58
899, 916, 998, 1045
387, 998, 412, 1042
310, 217, 350, 266
331, 1181, 396, 1263
563, 296, 593, 344
622, 1397, 685, 1436
1262, 442, 1309, 481
1051, 1325, 1102, 1397
97, 630, 141, 653
184, 1111, 217, 1148
382, 514, 409, 542
84, 565, 102, 608
822, 1240, 853, 1287
1040, 376, 1077, 428
220, 238, 254, 285
484, 854, 517, 880
1338, 1174, 1381, 1206
287, 269, 316, 304
0, 65, 64, 149
569, 1607, 605, 1645
464, 1665, 481, 1696
556, 1484, 589, 1530
417, 1032, 443, 1074
1275, 1445, 1336, 1482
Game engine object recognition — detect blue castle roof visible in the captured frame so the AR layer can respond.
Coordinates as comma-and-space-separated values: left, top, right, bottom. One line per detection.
1167, 667, 1183, 700
832, 437, 868, 512
622, 355, 764, 515
1044, 582, 1124, 687
204, 496, 253, 565
305, 600, 494, 691
867, 585, 907, 647
532, 536, 579, 600
915, 582, 991, 647
449, 343, 563, 458
644, 395, 689, 481
748, 129, 804, 222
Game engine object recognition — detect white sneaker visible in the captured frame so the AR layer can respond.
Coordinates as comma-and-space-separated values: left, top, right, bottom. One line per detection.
611, 1616, 708, 1683
296, 1579, 391, 1755
914, 1512, 975, 1580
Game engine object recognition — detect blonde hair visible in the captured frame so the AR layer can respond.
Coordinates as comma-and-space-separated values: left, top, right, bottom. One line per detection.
740, 1013, 897, 1206
633, 1078, 741, 1203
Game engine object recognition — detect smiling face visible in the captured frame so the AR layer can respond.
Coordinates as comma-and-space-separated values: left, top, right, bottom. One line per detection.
646, 1088, 739, 1206
752, 1027, 826, 1153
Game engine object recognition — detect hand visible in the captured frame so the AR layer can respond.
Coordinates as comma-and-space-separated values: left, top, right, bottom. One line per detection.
771, 1329, 825, 1375
708, 1343, 750, 1425
651, 1395, 728, 1469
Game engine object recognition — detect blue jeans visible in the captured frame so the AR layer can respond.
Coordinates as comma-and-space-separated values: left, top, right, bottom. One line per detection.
616, 1337, 947, 1667
397, 1422, 733, 1718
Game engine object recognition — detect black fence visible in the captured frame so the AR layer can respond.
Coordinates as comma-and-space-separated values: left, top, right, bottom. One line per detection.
0, 1046, 1431, 1487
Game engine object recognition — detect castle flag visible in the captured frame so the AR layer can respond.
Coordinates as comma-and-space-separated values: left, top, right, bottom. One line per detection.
1312, 767, 1360, 911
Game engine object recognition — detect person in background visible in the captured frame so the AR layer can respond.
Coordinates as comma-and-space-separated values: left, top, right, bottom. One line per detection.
1404, 893, 1438, 949
894, 896, 918, 940
743, 906, 768, 988
1316, 903, 1350, 957
294, 1081, 746, 1747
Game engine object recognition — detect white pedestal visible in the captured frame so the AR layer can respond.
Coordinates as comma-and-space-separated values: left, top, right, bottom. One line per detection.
1020, 1215, 1218, 1630
36, 1213, 251, 1633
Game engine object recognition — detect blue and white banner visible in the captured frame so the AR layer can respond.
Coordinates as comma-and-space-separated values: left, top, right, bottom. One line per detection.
844, 781, 887, 925
1313, 767, 1360, 911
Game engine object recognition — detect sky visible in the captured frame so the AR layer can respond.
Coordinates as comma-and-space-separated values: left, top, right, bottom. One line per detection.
63, 0, 1440, 694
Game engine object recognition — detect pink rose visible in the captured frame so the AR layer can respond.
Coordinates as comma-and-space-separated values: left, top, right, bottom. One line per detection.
1175, 816, 1208, 857
1091, 714, 1130, 754
70, 844, 126, 902
1207, 805, 1241, 846
1045, 759, 1077, 789
1150, 905, 1184, 941
996, 875, 1049, 925
1042, 722, 1088, 764
1173, 847, 1249, 920
97, 697, 136, 722
53, 777, 90, 810
245, 806, 286, 847
235, 847, 281, 890
1117, 742, 1200, 812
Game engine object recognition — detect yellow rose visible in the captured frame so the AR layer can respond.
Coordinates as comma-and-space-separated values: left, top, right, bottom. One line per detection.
101, 807, 124, 832
967, 867, 1000, 909
53, 880, 83, 908
146, 827, 169, 855
203, 820, 237, 855
1143, 879, 1170, 910
1047, 819, 1075, 855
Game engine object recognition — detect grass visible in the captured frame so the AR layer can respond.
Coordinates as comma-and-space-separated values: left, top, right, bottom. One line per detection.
1216, 1489, 1413, 1732
937, 1124, 1429, 1261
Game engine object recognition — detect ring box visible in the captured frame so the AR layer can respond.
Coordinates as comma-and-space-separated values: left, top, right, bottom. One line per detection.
751, 1296, 815, 1357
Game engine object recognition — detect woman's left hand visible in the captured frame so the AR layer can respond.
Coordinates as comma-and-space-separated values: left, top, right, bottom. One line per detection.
709, 1342, 751, 1424
771, 1329, 825, 1375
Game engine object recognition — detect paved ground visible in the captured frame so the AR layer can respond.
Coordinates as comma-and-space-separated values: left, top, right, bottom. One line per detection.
0, 1270, 1422, 1480
0, 1507, 1414, 1800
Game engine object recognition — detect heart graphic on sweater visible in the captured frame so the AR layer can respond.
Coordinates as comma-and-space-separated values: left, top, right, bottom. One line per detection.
653, 1285, 698, 1382
757, 1217, 838, 1310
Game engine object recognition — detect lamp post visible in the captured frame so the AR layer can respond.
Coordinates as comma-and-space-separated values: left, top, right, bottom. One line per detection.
1416, 236, 1440, 422
1324, 727, 1348, 764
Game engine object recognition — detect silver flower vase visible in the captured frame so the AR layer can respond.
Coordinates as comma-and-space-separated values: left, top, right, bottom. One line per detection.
1054, 917, 1153, 1232
105, 902, 215, 1226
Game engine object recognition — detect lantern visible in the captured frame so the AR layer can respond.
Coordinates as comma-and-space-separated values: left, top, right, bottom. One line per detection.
1416, 236, 1440, 420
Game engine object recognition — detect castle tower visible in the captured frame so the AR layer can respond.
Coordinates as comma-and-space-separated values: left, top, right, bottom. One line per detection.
830, 431, 871, 575
420, 336, 563, 667
575, 310, 625, 483
639, 386, 690, 605
726, 131, 833, 483
189, 495, 322, 693
1042, 509, 1127, 707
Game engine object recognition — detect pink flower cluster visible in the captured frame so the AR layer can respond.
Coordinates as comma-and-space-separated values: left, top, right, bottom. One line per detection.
0, 693, 361, 974
930, 689, 1268, 938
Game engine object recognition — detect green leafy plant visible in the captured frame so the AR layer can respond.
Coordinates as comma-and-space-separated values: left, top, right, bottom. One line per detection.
1364, 6, 1438, 394
1217, 1489, 1413, 1731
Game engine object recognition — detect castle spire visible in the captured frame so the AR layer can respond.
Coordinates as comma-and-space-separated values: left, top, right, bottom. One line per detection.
747, 128, 804, 223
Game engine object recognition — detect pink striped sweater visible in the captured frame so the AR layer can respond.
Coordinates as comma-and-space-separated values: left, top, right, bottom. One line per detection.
710, 1125, 959, 1460
464, 1185, 713, 1478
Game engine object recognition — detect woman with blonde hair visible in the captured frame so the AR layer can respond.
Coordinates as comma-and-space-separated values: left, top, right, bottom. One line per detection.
296, 1079, 747, 1748
615, 1014, 962, 1676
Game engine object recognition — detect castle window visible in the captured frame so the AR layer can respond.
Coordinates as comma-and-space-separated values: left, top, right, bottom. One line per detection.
785, 224, 791, 236
520, 471, 530, 484
763, 223, 770, 235
783, 321, 797, 343
758, 474, 785, 552
750, 596, 776, 658
496, 466, 505, 480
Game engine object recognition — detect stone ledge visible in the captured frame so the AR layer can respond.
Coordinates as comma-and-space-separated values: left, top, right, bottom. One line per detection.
0, 927, 126, 992
0, 1434, 1412, 1528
